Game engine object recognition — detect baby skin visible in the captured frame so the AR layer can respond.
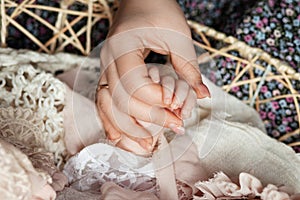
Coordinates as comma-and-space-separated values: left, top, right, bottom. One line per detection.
60, 64, 197, 156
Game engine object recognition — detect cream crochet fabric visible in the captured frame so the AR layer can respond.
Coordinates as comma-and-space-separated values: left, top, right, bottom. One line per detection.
0, 65, 67, 164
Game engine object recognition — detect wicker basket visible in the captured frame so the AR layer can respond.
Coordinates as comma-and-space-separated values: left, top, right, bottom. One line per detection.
1, 0, 118, 55
188, 21, 300, 149
1, 0, 299, 149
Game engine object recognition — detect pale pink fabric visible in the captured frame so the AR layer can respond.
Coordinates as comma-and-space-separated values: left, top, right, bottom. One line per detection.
101, 182, 159, 200
194, 172, 299, 200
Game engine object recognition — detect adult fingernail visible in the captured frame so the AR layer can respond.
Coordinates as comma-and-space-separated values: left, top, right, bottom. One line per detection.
169, 123, 185, 135
153, 77, 160, 83
196, 83, 211, 98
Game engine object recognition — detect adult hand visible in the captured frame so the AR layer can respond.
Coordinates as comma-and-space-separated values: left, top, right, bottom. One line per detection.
96, 0, 210, 151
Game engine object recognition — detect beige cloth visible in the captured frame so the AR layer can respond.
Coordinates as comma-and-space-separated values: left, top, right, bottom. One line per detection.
188, 76, 300, 193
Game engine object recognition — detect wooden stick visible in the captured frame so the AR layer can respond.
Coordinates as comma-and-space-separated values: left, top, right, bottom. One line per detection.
189, 20, 300, 80
225, 55, 259, 93
4, 3, 107, 17
42, 16, 84, 51
288, 141, 300, 147
56, 16, 102, 53
86, 0, 93, 54
61, 18, 85, 54
1, 0, 7, 47
279, 129, 300, 142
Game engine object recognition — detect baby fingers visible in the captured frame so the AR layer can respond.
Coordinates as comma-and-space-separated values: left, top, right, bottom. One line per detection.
161, 76, 175, 105
148, 65, 160, 83
181, 89, 197, 119
171, 80, 189, 110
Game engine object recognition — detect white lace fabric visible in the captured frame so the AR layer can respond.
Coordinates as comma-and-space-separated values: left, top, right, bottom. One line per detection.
63, 143, 158, 195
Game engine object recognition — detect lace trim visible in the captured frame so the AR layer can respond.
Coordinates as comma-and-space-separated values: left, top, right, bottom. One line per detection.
0, 66, 66, 165
64, 143, 158, 196
0, 107, 44, 147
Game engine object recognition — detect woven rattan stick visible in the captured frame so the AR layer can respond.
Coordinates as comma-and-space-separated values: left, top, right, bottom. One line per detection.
57, 16, 103, 54
279, 129, 300, 142
193, 40, 294, 91
222, 75, 294, 90
4, 0, 89, 52
86, 0, 93, 54
193, 40, 266, 72
52, 1, 66, 52
9, 0, 34, 20
5, 4, 105, 17
209, 45, 237, 58
249, 56, 260, 101
13, 4, 84, 53
98, 0, 112, 25
292, 95, 300, 132
250, 64, 272, 107
255, 94, 300, 104
235, 61, 241, 76
189, 20, 300, 80
14, 4, 80, 52
198, 31, 211, 47
59, 19, 85, 54
225, 55, 260, 93
5, 15, 50, 53
1, 0, 7, 47
278, 65, 300, 130
289, 141, 300, 147
43, 16, 84, 51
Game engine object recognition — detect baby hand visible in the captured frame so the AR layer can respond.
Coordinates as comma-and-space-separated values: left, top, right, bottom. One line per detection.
148, 64, 197, 121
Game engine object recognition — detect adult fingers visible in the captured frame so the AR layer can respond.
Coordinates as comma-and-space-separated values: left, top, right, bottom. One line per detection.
96, 88, 153, 151
114, 51, 164, 106
148, 65, 160, 83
